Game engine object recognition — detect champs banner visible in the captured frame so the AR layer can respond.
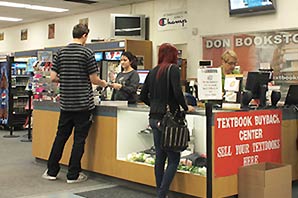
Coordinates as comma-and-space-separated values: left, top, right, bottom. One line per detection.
157, 10, 188, 31
214, 109, 282, 177
202, 30, 298, 97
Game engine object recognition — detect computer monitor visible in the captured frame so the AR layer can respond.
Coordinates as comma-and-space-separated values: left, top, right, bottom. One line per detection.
284, 85, 298, 106
245, 72, 270, 99
137, 69, 149, 84
245, 72, 270, 107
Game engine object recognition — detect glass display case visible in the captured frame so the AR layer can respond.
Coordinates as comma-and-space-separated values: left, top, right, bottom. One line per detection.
116, 108, 207, 175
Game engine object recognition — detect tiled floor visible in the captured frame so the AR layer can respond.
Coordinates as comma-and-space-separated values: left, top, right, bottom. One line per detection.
1, 130, 298, 198
16, 182, 298, 198
18, 184, 118, 198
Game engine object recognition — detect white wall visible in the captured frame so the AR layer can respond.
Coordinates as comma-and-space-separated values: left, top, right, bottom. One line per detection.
0, 2, 153, 52
0, 0, 298, 78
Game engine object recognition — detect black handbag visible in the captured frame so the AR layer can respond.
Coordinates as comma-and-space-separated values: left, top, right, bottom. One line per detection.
160, 65, 190, 152
161, 111, 189, 152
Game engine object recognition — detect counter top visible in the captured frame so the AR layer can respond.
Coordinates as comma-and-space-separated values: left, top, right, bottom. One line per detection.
33, 100, 207, 116
33, 100, 297, 119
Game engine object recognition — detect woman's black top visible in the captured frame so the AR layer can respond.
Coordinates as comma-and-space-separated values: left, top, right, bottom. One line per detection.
140, 64, 188, 120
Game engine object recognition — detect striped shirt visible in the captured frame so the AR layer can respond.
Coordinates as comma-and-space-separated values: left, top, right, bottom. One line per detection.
51, 43, 98, 111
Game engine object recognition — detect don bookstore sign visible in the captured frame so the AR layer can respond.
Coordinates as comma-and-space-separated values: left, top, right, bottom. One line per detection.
214, 109, 282, 177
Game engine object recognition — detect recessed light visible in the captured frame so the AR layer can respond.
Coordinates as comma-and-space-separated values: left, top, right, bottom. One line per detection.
0, 16, 22, 22
0, 1, 69, 12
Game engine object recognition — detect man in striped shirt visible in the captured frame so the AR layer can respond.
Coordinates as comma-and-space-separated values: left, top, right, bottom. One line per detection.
42, 24, 107, 184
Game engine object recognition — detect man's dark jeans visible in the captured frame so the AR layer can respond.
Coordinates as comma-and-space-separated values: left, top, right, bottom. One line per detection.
47, 110, 93, 180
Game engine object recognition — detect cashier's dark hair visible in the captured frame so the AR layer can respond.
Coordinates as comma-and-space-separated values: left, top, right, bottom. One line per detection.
157, 43, 178, 79
72, 24, 90, 39
122, 51, 138, 70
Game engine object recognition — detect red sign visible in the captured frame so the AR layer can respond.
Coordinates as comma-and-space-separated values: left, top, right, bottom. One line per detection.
214, 109, 282, 177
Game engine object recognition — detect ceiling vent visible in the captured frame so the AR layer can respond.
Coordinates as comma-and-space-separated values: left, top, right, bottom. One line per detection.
64, 0, 98, 4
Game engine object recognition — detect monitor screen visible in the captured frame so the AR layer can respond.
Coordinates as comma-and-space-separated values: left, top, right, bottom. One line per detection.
94, 52, 103, 62
104, 51, 123, 61
115, 16, 141, 36
111, 14, 146, 39
137, 70, 149, 84
245, 71, 270, 99
229, 0, 276, 16
284, 85, 298, 106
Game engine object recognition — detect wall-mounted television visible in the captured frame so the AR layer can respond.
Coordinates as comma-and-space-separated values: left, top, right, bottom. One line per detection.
111, 14, 146, 40
229, 0, 276, 16
94, 51, 103, 62
104, 51, 123, 61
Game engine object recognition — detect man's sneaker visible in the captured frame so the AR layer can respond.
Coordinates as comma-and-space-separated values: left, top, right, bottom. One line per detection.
42, 169, 57, 180
67, 172, 88, 184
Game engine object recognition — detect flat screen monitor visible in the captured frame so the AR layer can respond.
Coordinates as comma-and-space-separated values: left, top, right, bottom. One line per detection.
245, 71, 270, 99
94, 51, 103, 62
229, 0, 276, 16
104, 51, 123, 61
284, 85, 298, 106
137, 69, 149, 84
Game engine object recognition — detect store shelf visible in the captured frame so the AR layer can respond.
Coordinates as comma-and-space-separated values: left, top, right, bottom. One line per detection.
8, 60, 30, 128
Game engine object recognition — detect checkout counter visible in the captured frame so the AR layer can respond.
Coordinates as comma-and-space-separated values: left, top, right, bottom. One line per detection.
32, 100, 298, 197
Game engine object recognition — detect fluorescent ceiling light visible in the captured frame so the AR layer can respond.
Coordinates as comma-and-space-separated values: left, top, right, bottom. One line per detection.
0, 1, 69, 12
28, 5, 68, 12
0, 16, 22, 22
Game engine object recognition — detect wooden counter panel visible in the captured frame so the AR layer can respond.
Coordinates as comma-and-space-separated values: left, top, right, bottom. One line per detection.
32, 109, 206, 197
111, 160, 155, 185
110, 160, 206, 197
171, 172, 206, 197
32, 107, 298, 198
213, 175, 237, 197
32, 110, 60, 159
282, 119, 298, 179
82, 116, 117, 173
32, 110, 118, 173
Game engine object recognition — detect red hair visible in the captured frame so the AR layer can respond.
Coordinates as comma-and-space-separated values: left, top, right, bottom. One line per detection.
156, 43, 178, 79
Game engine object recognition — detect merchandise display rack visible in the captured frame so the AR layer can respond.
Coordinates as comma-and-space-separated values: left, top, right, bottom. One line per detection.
3, 56, 30, 138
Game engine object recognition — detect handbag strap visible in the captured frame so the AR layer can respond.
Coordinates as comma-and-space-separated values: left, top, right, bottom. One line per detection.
166, 64, 173, 109
166, 64, 184, 117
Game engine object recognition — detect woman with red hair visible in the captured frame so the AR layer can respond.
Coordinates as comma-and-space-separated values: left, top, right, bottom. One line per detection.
140, 43, 194, 198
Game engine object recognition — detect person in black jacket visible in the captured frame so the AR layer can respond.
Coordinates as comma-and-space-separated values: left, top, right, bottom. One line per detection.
140, 43, 195, 198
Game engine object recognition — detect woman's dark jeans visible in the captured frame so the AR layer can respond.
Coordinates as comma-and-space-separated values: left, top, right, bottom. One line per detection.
149, 118, 181, 198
